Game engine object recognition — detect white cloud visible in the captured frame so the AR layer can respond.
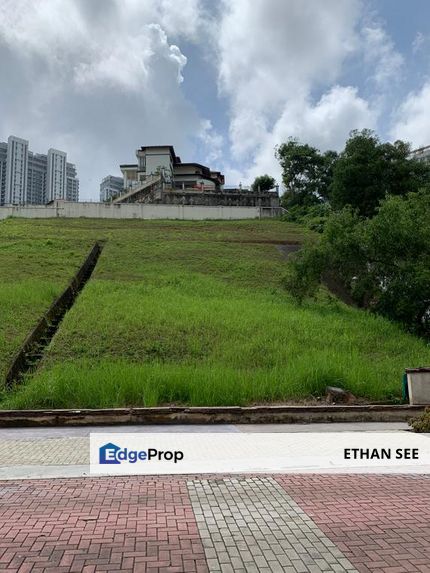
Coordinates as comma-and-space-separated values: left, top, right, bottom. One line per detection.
361, 26, 403, 87
274, 86, 376, 151
0, 0, 409, 195
0, 0, 212, 199
224, 86, 375, 187
215, 0, 377, 186
412, 31, 425, 53
197, 119, 224, 163
73, 24, 187, 91
390, 83, 430, 148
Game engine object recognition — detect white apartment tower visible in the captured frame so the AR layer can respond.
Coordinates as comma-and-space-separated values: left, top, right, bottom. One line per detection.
5, 135, 29, 205
100, 175, 124, 202
47, 148, 67, 202
66, 163, 79, 202
0, 136, 79, 205
0, 142, 7, 205
27, 152, 47, 205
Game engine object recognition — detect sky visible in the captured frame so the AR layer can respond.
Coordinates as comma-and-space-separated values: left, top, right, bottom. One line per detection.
1, 0, 430, 200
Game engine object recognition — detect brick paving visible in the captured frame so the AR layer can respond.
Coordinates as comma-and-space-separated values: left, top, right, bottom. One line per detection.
277, 474, 430, 573
0, 438, 88, 465
0, 475, 429, 572
0, 477, 207, 573
188, 477, 357, 572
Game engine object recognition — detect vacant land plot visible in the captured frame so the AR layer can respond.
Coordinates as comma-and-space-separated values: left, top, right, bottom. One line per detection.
1, 217, 429, 409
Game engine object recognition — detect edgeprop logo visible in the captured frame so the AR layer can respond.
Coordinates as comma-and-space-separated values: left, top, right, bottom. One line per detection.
99, 442, 184, 465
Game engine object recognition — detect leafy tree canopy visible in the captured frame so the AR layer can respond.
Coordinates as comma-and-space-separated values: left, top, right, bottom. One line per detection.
276, 139, 338, 209
251, 174, 276, 192
284, 190, 430, 337
330, 129, 430, 216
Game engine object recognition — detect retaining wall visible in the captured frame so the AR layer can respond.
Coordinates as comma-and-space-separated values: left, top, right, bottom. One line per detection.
0, 202, 264, 220
0, 405, 423, 427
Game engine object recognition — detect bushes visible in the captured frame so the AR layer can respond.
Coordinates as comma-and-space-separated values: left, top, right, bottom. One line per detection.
282, 203, 332, 232
282, 242, 326, 303
409, 408, 430, 433
283, 191, 430, 337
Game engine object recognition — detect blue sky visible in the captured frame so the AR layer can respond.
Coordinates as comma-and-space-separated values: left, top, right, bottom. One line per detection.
1, 0, 430, 199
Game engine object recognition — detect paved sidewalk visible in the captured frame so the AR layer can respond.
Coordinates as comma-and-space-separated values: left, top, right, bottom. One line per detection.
0, 424, 428, 572
0, 474, 429, 572
277, 474, 430, 573
0, 423, 412, 480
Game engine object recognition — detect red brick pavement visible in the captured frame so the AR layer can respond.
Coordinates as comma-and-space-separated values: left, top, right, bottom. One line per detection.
1, 475, 430, 573
0, 477, 207, 573
277, 474, 430, 573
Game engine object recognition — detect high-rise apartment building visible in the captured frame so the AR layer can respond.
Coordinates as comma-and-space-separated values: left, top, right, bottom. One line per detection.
5, 135, 29, 205
27, 152, 47, 205
411, 145, 430, 163
0, 142, 7, 205
100, 175, 124, 202
66, 163, 79, 202
47, 148, 67, 202
0, 136, 79, 205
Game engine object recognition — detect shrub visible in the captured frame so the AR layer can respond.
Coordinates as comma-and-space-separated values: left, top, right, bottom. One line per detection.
282, 242, 327, 303
283, 191, 430, 337
409, 408, 430, 432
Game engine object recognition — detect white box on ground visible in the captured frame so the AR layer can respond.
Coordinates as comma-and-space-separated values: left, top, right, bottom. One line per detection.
406, 367, 430, 404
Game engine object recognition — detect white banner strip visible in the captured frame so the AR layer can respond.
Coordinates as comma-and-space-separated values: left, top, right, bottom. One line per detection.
90, 432, 430, 475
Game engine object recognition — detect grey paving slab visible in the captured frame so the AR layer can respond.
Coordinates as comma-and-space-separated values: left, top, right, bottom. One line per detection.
237, 422, 410, 432
0, 421, 408, 440
0, 423, 241, 440
187, 477, 359, 573
0, 464, 90, 479
0, 422, 417, 480
0, 436, 88, 464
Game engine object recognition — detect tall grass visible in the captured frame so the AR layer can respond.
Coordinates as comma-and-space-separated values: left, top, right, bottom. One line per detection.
0, 235, 92, 380
4, 275, 429, 408
1, 217, 429, 408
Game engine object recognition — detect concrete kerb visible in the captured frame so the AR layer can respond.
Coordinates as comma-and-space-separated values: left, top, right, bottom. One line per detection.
0, 404, 424, 427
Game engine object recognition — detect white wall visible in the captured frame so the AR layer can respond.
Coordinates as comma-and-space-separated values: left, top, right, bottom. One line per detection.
0, 201, 263, 220
145, 150, 173, 182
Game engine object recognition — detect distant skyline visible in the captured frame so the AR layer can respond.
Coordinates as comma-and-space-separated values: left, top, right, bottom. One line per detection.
1, 0, 430, 200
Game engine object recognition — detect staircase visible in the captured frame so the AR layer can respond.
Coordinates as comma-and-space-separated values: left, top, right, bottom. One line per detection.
113, 174, 162, 204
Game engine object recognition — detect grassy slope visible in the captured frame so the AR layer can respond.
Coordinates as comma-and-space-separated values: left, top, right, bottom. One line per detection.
1, 217, 429, 409
0, 218, 93, 381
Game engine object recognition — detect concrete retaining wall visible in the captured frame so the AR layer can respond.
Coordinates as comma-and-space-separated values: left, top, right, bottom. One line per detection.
0, 405, 423, 427
0, 202, 262, 220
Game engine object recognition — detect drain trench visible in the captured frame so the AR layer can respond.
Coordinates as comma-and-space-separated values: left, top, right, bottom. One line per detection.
5, 242, 103, 389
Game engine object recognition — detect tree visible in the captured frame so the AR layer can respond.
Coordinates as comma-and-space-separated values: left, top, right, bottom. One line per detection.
330, 129, 430, 217
363, 191, 430, 332
283, 190, 430, 337
276, 139, 338, 208
251, 174, 276, 192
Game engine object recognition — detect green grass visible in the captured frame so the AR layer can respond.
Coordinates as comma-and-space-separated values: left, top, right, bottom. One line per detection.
0, 217, 429, 408
0, 225, 93, 381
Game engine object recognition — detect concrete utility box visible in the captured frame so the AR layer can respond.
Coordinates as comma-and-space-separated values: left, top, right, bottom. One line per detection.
406, 367, 430, 405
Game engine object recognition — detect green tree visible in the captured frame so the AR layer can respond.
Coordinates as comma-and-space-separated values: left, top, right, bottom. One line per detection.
284, 190, 430, 337
330, 129, 430, 217
251, 174, 276, 192
276, 139, 338, 208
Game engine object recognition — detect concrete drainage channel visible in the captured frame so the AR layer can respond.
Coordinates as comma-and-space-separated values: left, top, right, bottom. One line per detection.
4, 242, 103, 389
